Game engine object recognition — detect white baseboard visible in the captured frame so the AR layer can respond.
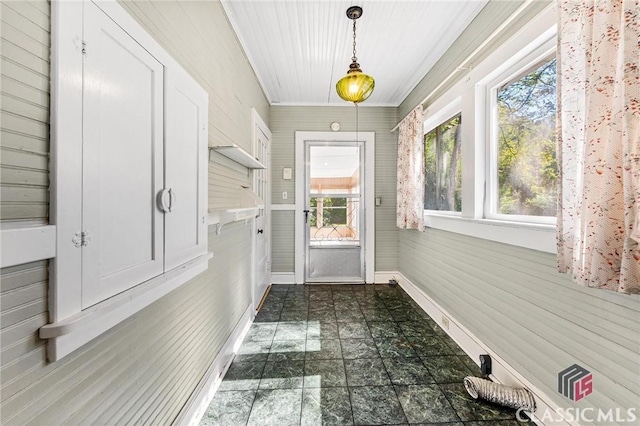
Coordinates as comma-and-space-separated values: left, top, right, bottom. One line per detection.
397, 272, 569, 426
173, 304, 254, 426
272, 271, 398, 285
271, 272, 296, 284
373, 271, 400, 284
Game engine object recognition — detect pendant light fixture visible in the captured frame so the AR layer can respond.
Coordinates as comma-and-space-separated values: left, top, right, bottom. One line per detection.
336, 6, 375, 103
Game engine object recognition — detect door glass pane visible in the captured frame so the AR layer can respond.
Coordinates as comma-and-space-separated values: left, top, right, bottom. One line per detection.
309, 145, 361, 248
310, 146, 360, 193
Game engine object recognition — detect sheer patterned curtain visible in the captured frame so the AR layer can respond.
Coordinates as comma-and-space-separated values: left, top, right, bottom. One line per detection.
557, 0, 640, 294
397, 105, 425, 231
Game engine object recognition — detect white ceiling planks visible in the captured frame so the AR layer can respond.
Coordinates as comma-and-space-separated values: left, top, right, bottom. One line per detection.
221, 0, 488, 106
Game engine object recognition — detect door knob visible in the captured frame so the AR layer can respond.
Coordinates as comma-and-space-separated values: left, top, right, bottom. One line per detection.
257, 229, 264, 234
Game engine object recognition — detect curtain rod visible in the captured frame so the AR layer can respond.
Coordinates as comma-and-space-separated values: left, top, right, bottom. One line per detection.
390, 0, 535, 133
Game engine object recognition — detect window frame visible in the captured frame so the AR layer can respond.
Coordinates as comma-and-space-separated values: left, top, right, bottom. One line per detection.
420, 5, 557, 253
485, 46, 558, 225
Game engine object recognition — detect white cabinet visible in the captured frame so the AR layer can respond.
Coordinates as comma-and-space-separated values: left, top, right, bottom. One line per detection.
164, 67, 209, 271
81, 2, 165, 307
44, 0, 209, 360
78, 0, 208, 308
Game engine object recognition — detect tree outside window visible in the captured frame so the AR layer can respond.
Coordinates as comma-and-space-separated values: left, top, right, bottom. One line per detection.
496, 57, 557, 217
310, 197, 348, 227
424, 114, 462, 212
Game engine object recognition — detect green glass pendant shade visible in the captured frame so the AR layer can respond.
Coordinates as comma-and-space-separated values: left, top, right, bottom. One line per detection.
336, 70, 375, 103
336, 6, 374, 103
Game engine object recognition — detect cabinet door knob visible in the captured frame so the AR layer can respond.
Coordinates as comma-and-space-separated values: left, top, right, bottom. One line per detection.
157, 189, 171, 213
257, 229, 264, 234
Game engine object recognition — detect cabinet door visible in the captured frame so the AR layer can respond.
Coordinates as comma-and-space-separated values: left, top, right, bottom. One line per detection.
164, 66, 208, 270
81, 1, 165, 308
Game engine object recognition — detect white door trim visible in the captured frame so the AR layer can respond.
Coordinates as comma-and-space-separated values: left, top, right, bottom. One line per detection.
294, 131, 375, 284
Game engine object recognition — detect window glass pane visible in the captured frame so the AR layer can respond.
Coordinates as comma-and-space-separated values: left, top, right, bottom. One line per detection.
322, 197, 347, 225
438, 116, 462, 212
424, 114, 462, 212
328, 197, 347, 207
424, 130, 437, 210
497, 58, 557, 216
309, 197, 318, 227
323, 207, 347, 225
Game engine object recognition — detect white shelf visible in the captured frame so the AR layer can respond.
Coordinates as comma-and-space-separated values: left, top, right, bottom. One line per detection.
210, 144, 266, 169
208, 206, 262, 234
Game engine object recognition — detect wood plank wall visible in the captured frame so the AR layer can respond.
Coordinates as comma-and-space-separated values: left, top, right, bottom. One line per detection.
0, 0, 51, 222
399, 229, 640, 418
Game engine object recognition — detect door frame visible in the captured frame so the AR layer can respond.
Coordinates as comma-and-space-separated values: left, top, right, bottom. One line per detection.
251, 109, 271, 310
294, 131, 375, 284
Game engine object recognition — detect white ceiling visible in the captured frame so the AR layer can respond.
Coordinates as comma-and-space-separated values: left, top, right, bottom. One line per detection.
221, 0, 488, 106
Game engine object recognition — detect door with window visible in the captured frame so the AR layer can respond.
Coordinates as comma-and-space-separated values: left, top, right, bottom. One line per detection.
304, 142, 364, 282
252, 111, 271, 309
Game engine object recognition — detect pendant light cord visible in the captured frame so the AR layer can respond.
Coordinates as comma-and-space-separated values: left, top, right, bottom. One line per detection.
355, 102, 359, 144
352, 19, 358, 62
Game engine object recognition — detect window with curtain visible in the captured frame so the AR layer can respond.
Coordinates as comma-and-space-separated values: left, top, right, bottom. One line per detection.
417, 7, 559, 253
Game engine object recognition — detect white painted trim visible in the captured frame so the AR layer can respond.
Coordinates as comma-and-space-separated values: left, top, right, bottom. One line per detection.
173, 304, 254, 426
294, 131, 375, 284
0, 225, 56, 268
397, 272, 569, 426
40, 252, 213, 361
50, 0, 84, 322
423, 214, 555, 253
271, 272, 296, 285
373, 271, 400, 284
423, 98, 462, 134
271, 204, 296, 211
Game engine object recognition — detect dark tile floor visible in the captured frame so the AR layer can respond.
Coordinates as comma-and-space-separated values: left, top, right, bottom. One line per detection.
200, 284, 524, 426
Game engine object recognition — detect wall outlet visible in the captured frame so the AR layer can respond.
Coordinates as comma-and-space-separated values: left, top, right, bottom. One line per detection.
282, 191, 288, 200
441, 315, 450, 330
